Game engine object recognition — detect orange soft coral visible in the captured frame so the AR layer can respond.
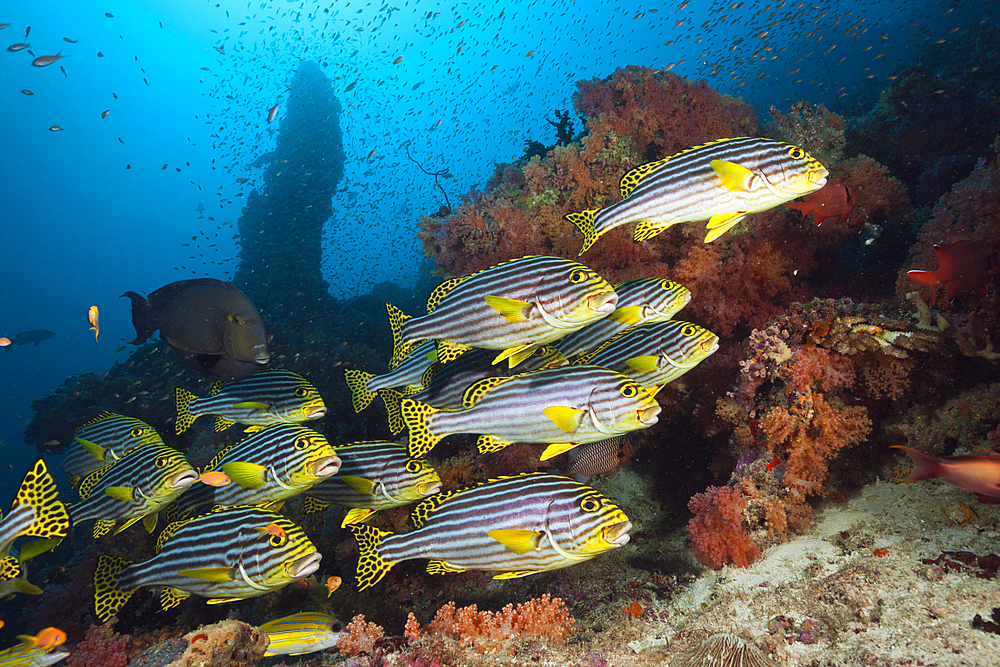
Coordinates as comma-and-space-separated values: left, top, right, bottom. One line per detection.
407, 594, 574, 647
687, 485, 760, 569
338, 615, 385, 657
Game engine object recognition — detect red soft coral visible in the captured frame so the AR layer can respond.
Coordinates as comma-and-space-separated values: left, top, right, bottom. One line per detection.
687, 485, 760, 569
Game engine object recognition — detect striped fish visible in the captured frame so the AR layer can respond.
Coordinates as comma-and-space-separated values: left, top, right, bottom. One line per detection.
555, 278, 692, 359
575, 320, 719, 389
175, 370, 326, 435
380, 345, 566, 435
387, 255, 618, 369
302, 441, 441, 526
261, 611, 344, 657
567, 137, 829, 253
92, 507, 321, 622
560, 435, 641, 483
343, 341, 438, 414
169, 424, 340, 519
0, 643, 68, 667
69, 444, 198, 538
62, 413, 163, 488
349, 473, 631, 590
401, 365, 661, 461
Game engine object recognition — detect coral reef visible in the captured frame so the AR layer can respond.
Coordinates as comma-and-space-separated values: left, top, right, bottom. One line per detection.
405, 594, 574, 647
338, 615, 386, 657
687, 486, 760, 569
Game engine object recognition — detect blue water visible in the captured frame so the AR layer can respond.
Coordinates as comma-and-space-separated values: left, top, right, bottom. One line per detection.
0, 0, 987, 497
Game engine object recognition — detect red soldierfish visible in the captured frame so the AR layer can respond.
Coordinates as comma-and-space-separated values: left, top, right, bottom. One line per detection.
267, 102, 279, 123
782, 180, 857, 226
892, 445, 1000, 504
906, 240, 999, 307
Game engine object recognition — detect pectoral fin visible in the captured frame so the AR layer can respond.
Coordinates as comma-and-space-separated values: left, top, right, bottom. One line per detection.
104, 486, 135, 502
543, 406, 585, 433
493, 343, 538, 368
488, 529, 544, 555
704, 212, 748, 242
341, 508, 376, 527
711, 159, 755, 192
607, 306, 643, 325
75, 437, 107, 461
625, 355, 660, 374
177, 566, 237, 583
221, 462, 268, 490
484, 295, 533, 323
232, 401, 270, 411
341, 475, 377, 496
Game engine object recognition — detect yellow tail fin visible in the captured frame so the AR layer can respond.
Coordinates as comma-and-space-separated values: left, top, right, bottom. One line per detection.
94, 554, 134, 622
12, 459, 70, 542
348, 523, 393, 591
565, 209, 600, 256
343, 370, 377, 413
401, 398, 443, 458
174, 388, 200, 434
380, 390, 405, 436
385, 303, 415, 370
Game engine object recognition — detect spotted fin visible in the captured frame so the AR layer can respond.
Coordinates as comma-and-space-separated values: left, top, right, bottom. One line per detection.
175, 387, 200, 435
426, 275, 469, 313
380, 389, 405, 436
488, 529, 543, 555
386, 302, 414, 370
348, 523, 393, 591
462, 376, 511, 409
214, 416, 236, 432
302, 496, 329, 515
11, 459, 71, 542
476, 433, 514, 454
93, 519, 115, 539
160, 586, 190, 611
344, 370, 377, 413
401, 399, 443, 459
566, 209, 601, 256
620, 156, 671, 198
426, 560, 466, 575
208, 380, 226, 397
93, 554, 134, 622
634, 220, 674, 243
436, 339, 471, 365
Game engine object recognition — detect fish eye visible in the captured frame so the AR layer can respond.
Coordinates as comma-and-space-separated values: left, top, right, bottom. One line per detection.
681, 324, 699, 337
295, 387, 308, 397
332, 623, 342, 632
294, 437, 310, 450
569, 269, 589, 284
270, 533, 287, 547
581, 497, 601, 512
131, 427, 143, 438
788, 146, 805, 160
155, 456, 169, 468
620, 384, 638, 398
405, 460, 422, 474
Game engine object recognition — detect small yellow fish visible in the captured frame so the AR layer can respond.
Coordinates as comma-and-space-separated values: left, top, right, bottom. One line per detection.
88, 305, 99, 341
197, 471, 231, 487
325, 575, 341, 597
17, 627, 66, 650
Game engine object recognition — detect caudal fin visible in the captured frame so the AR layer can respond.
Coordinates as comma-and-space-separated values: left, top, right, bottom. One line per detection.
120, 291, 155, 345
905, 270, 941, 308
348, 523, 393, 591
174, 388, 200, 434
386, 303, 414, 370
891, 445, 941, 482
10, 459, 70, 543
344, 370, 377, 413
380, 389, 406, 436
566, 209, 601, 256
401, 398, 443, 458
94, 554, 134, 622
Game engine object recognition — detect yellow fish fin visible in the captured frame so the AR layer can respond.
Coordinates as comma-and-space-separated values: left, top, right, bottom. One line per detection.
386, 302, 414, 370
503, 343, 540, 368
634, 220, 673, 243
221, 462, 268, 490
243, 425, 265, 434
177, 566, 237, 583
93, 519, 115, 539
620, 156, 671, 198
214, 416, 236, 432
342, 508, 376, 527
401, 399, 443, 459
12, 458, 70, 541
114, 514, 146, 535
483, 294, 533, 323
344, 369, 377, 413
348, 523, 394, 591
232, 401, 269, 411
488, 529, 544, 555
208, 380, 226, 396
143, 513, 158, 533
207, 596, 243, 605
160, 587, 190, 611
476, 433, 513, 454
607, 306, 643, 324
426, 276, 469, 313
462, 376, 511, 408
710, 159, 755, 192
704, 212, 748, 242
104, 486, 134, 502
543, 406, 585, 433
76, 437, 107, 461
540, 442, 580, 461
426, 560, 466, 575
2, 576, 42, 596
16, 538, 59, 563
435, 339, 470, 365
174, 387, 200, 434
302, 496, 329, 515
93, 554, 134, 622
341, 475, 377, 496
565, 209, 601, 256
625, 355, 660, 374
380, 389, 405, 436
493, 570, 541, 580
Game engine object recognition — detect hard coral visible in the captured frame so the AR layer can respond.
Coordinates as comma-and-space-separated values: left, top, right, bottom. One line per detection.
687, 486, 760, 569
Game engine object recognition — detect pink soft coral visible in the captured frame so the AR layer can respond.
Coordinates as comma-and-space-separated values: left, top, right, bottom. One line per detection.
687, 485, 759, 569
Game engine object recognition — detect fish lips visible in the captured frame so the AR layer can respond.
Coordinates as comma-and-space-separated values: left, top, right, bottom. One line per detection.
287, 552, 322, 579
638, 405, 661, 425
306, 406, 327, 419
590, 290, 619, 316
309, 456, 342, 478
169, 469, 200, 489
419, 481, 443, 496
604, 520, 632, 547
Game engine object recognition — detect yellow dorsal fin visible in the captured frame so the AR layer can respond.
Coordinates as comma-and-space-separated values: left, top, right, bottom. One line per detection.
483, 295, 533, 323
426, 275, 469, 312
462, 376, 511, 409
410, 488, 462, 528
710, 159, 755, 192
620, 156, 670, 198
220, 462, 268, 490
543, 406, 585, 433
78, 463, 114, 501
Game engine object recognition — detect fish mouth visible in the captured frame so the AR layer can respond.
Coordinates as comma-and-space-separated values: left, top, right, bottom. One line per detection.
286, 552, 322, 579
604, 520, 632, 546
589, 291, 618, 315
306, 406, 327, 419
254, 352, 271, 364
811, 166, 830, 187
169, 469, 200, 489
309, 456, 342, 478
638, 405, 661, 425
419, 481, 442, 496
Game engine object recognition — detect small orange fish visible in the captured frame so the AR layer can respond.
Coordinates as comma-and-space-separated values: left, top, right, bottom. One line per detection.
256, 522, 286, 541
525, 50, 535, 57
198, 471, 231, 487
326, 575, 342, 597
893, 445, 1000, 504
17, 627, 67, 651
367, 149, 376, 160
88, 305, 99, 341
0, 337, 10, 347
